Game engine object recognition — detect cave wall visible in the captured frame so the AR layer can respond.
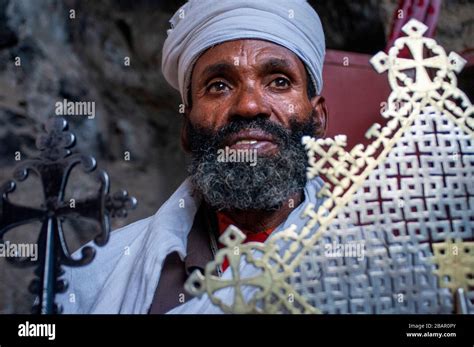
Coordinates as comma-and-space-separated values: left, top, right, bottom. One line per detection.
0, 0, 472, 313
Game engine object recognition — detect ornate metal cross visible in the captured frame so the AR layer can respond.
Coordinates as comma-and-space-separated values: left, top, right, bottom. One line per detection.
185, 19, 474, 314
0, 117, 137, 314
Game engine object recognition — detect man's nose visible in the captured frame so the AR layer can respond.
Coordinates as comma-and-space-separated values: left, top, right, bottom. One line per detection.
229, 86, 271, 120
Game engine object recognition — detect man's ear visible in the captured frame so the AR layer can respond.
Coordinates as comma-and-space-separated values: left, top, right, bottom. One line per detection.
310, 95, 328, 138
180, 108, 192, 153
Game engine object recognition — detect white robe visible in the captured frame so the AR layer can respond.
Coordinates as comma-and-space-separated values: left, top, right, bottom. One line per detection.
57, 177, 324, 314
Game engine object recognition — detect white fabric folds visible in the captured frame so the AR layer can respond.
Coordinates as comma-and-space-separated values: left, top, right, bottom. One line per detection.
56, 177, 324, 314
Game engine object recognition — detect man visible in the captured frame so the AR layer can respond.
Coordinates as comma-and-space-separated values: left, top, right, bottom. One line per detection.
57, 0, 327, 314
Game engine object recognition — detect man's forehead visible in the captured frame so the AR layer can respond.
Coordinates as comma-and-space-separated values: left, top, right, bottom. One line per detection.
193, 39, 304, 74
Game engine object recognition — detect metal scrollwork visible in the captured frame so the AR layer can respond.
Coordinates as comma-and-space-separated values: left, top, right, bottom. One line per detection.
0, 117, 137, 314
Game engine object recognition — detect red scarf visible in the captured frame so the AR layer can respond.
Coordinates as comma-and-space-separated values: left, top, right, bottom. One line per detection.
216, 212, 274, 271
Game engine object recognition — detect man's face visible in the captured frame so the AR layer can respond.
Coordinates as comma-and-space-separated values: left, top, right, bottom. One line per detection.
184, 39, 327, 211
187, 39, 324, 147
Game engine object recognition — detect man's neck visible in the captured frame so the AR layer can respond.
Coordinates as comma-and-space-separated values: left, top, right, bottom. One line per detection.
221, 191, 303, 234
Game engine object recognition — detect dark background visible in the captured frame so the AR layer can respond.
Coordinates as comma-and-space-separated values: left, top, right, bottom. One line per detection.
0, 0, 472, 313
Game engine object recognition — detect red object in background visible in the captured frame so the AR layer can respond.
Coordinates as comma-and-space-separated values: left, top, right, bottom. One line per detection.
322, 49, 473, 151
386, 0, 441, 51
321, 0, 445, 150
216, 212, 274, 272
322, 50, 391, 150
461, 49, 474, 67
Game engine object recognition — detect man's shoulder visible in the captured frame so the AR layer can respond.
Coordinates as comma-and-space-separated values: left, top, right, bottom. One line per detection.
107, 215, 154, 248
58, 214, 157, 313
77, 214, 155, 269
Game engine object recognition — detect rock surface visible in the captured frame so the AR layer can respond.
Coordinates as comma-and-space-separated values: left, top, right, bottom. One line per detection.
0, 0, 472, 313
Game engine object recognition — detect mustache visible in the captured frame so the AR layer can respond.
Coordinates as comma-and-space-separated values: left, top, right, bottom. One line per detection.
187, 115, 316, 211
186, 115, 317, 154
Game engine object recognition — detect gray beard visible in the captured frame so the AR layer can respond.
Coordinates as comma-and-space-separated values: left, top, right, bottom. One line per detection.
187, 117, 316, 211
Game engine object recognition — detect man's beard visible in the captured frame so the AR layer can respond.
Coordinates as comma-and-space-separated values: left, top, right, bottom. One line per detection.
187, 113, 317, 211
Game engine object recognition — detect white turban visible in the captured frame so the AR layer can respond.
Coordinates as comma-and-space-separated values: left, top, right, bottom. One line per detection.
162, 0, 326, 106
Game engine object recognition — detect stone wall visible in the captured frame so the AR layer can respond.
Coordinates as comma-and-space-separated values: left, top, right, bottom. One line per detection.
0, 0, 472, 313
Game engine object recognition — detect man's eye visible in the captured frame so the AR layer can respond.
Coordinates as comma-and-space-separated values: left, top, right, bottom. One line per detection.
207, 81, 230, 93
270, 77, 291, 89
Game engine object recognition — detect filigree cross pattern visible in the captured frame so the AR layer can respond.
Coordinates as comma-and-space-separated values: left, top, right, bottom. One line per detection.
185, 19, 474, 314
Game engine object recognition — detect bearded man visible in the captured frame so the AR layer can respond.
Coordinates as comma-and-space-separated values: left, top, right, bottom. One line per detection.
58, 0, 328, 314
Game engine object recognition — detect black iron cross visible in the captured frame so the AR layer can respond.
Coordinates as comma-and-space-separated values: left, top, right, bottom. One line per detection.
0, 117, 137, 314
